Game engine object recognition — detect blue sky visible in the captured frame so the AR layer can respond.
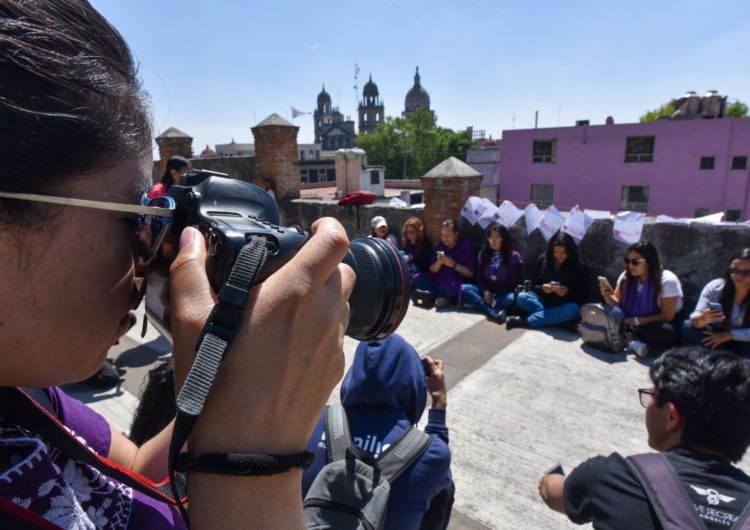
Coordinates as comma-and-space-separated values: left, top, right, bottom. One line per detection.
91, 0, 749, 157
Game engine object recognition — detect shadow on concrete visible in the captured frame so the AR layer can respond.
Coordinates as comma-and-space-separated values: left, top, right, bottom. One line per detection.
113, 337, 172, 369
579, 343, 629, 364
60, 382, 127, 404
535, 326, 580, 343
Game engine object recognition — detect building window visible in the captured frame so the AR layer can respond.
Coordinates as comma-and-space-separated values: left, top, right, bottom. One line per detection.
370, 170, 380, 185
327, 168, 335, 181
694, 208, 709, 218
308, 169, 318, 183
699, 156, 715, 170
732, 156, 748, 170
624, 136, 655, 163
530, 184, 554, 207
532, 140, 556, 163
300, 170, 308, 184
300, 150, 305, 161
620, 185, 649, 212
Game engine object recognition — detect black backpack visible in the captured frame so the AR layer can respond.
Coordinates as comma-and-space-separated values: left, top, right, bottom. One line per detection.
303, 404, 431, 530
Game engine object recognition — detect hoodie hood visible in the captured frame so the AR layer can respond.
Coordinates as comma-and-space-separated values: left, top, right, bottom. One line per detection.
340, 333, 427, 424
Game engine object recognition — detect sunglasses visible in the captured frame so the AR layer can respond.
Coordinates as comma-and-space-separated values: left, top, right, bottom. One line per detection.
728, 267, 750, 278
638, 388, 656, 408
623, 257, 646, 266
0, 190, 175, 270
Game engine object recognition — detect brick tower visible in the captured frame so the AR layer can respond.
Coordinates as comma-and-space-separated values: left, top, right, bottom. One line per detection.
251, 113, 300, 203
155, 127, 193, 176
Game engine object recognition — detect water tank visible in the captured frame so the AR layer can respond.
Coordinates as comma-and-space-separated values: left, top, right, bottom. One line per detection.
683, 91, 701, 116
700, 90, 724, 118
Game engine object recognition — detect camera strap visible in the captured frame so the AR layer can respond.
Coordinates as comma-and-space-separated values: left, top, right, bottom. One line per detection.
167, 236, 314, 525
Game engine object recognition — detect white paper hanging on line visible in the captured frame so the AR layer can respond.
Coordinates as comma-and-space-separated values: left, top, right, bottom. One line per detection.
691, 212, 724, 225
561, 207, 588, 244
656, 214, 689, 225
493, 200, 523, 228
460, 196, 483, 225
583, 209, 612, 231
613, 211, 645, 245
539, 205, 565, 241
477, 198, 499, 229
524, 204, 543, 236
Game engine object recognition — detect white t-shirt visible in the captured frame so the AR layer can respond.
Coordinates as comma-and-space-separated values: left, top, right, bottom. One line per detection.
616, 269, 684, 313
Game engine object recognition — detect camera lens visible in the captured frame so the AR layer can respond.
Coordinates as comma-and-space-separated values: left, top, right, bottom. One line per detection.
342, 237, 411, 340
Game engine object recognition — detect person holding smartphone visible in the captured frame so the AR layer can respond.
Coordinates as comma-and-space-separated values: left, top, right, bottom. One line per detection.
682, 249, 750, 356
599, 241, 683, 357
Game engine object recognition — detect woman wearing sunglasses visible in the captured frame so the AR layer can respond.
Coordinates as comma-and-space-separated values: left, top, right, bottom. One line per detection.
0, 2, 352, 529
599, 241, 683, 357
682, 248, 750, 356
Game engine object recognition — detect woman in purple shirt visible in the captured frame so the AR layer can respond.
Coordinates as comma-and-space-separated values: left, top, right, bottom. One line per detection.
461, 223, 523, 323
412, 220, 476, 307
0, 2, 351, 528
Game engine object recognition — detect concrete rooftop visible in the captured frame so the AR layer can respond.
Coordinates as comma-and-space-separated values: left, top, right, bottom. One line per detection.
62, 300, 750, 529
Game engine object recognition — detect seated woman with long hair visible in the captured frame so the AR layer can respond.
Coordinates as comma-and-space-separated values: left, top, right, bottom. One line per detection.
599, 240, 683, 357
401, 217, 433, 282
682, 248, 750, 356
506, 231, 587, 330
461, 223, 522, 323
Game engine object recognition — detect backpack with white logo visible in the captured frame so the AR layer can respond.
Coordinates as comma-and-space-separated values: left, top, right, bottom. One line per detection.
579, 303, 625, 353
627, 453, 750, 530
303, 403, 431, 530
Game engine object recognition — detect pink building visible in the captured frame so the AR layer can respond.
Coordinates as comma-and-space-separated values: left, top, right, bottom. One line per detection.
499, 118, 750, 220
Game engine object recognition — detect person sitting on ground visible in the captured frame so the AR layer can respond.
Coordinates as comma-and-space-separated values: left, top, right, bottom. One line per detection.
0, 2, 353, 527
539, 347, 750, 529
506, 231, 587, 330
129, 360, 177, 446
412, 219, 476, 307
370, 215, 400, 248
461, 222, 522, 324
402, 217, 434, 282
302, 334, 454, 530
599, 240, 683, 358
148, 155, 190, 199
682, 248, 750, 356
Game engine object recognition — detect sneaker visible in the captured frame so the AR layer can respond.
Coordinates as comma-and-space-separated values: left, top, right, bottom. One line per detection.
487, 308, 507, 325
434, 297, 453, 308
81, 359, 122, 389
628, 340, 649, 358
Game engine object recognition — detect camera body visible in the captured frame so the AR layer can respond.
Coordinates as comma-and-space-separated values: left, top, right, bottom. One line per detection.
145, 170, 410, 343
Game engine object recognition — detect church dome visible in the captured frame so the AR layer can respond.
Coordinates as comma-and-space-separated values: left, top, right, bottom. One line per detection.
317, 85, 331, 106
404, 67, 430, 112
363, 75, 379, 98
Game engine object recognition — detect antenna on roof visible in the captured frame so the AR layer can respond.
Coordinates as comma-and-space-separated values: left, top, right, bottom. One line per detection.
353, 62, 360, 112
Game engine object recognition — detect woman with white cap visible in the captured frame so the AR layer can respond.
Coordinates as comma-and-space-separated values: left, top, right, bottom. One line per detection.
371, 215, 400, 249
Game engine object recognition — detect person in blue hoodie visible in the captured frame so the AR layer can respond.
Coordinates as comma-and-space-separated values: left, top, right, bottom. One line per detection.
301, 333, 454, 530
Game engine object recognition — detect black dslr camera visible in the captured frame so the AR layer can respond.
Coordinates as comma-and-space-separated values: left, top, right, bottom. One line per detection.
145, 170, 410, 342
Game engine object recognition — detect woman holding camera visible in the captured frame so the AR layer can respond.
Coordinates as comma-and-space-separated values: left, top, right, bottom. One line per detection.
599, 240, 683, 357
506, 231, 587, 330
682, 249, 750, 356
461, 223, 522, 323
0, 2, 352, 528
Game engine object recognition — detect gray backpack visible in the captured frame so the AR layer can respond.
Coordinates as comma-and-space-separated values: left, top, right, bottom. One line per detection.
304, 403, 431, 530
579, 303, 625, 352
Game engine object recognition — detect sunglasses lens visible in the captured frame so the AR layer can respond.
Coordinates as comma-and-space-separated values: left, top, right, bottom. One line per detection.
134, 196, 173, 269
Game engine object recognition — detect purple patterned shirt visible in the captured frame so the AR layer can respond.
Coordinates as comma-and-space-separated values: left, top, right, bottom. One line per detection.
0, 387, 186, 529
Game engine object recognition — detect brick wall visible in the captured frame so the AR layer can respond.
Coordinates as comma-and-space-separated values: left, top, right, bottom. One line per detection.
251, 124, 300, 202
421, 175, 482, 245
155, 138, 193, 177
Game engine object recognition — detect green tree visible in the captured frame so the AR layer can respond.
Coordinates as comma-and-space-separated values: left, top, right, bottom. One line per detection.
639, 102, 673, 123
726, 101, 749, 118
356, 108, 475, 179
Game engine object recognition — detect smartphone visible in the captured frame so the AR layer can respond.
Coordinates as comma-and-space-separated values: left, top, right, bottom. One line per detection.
707, 302, 724, 314
550, 281, 561, 287
437, 251, 445, 258
598, 276, 613, 290
421, 358, 432, 378
545, 463, 565, 476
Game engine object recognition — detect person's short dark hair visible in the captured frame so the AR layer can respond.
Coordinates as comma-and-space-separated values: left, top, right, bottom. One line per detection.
129, 360, 176, 446
650, 346, 750, 462
160, 156, 190, 188
0, 0, 151, 226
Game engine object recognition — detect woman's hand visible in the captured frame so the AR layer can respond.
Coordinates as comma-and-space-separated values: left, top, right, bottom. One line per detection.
542, 283, 554, 294
483, 290, 493, 306
169, 218, 355, 455
424, 356, 447, 410
701, 308, 725, 326
552, 284, 568, 297
702, 330, 733, 349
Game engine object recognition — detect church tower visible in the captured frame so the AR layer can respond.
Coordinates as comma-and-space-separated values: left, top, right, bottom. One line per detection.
403, 66, 431, 118
358, 74, 384, 134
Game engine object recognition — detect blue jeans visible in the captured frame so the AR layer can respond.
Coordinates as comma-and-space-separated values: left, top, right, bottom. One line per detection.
515, 291, 580, 328
412, 275, 454, 300
461, 284, 513, 315
681, 319, 750, 356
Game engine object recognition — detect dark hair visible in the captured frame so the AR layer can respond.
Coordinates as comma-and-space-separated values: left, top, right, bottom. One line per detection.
650, 347, 750, 462
719, 248, 750, 327
441, 219, 459, 236
0, 0, 151, 225
480, 223, 513, 271
160, 156, 190, 189
401, 217, 425, 249
129, 360, 177, 446
542, 231, 579, 276
621, 241, 662, 308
